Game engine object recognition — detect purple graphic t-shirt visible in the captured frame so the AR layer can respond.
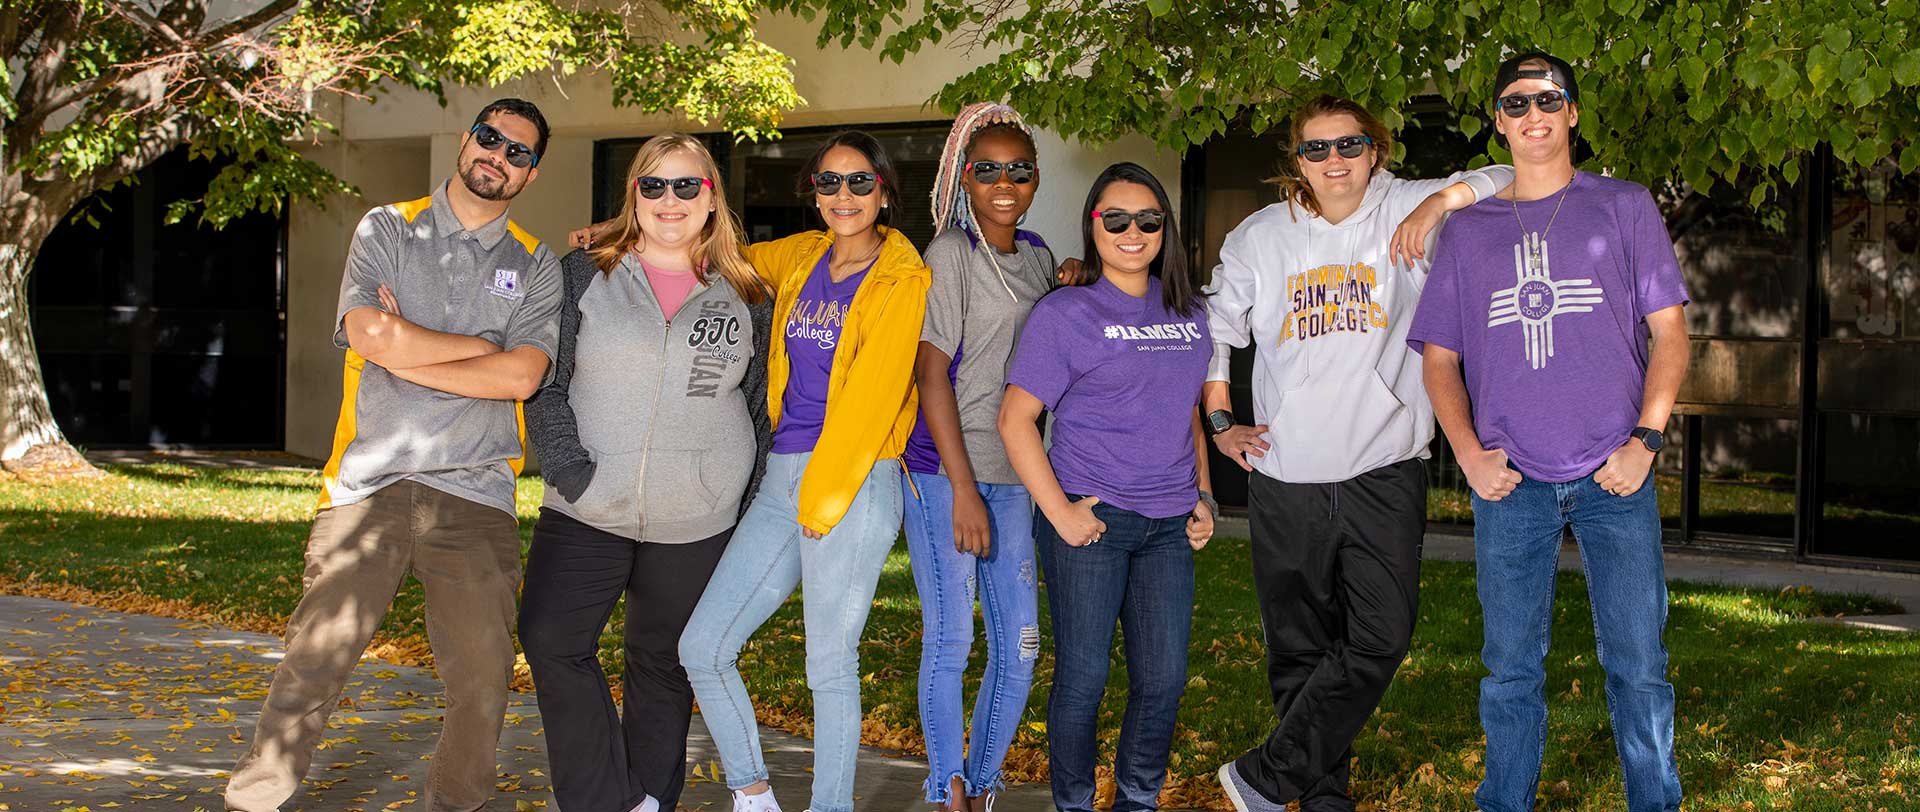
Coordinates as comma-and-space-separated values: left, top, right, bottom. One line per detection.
1407, 172, 1690, 482
1007, 275, 1210, 519
773, 250, 870, 454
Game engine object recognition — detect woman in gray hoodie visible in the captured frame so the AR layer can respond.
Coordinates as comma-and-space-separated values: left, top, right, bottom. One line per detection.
521, 133, 773, 812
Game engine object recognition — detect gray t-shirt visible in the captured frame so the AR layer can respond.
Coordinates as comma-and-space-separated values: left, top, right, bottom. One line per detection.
322, 180, 562, 516
902, 227, 1055, 484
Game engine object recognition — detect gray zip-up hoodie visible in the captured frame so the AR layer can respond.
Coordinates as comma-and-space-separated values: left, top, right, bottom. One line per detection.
527, 249, 773, 543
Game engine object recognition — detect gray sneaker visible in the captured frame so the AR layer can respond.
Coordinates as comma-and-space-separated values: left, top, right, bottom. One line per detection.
1217, 762, 1287, 812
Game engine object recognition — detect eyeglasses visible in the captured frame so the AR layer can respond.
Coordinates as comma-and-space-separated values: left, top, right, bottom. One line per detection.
468, 123, 540, 168
811, 171, 882, 196
636, 176, 712, 201
1091, 208, 1166, 234
1296, 135, 1373, 162
1496, 90, 1568, 118
968, 160, 1037, 185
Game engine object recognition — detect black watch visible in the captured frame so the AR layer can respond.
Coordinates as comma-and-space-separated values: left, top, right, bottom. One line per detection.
1630, 427, 1665, 453
1203, 409, 1236, 437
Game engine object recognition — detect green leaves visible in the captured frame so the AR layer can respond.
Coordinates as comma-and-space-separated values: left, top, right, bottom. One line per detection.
1679, 56, 1708, 92
1895, 51, 1920, 87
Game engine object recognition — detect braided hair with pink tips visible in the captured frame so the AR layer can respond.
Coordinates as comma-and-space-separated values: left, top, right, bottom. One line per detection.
930, 102, 1041, 299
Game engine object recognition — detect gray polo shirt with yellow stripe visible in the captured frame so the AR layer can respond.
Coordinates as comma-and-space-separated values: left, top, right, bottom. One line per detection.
320, 180, 562, 516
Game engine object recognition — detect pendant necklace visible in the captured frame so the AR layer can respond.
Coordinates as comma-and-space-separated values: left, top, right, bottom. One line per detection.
1513, 169, 1577, 273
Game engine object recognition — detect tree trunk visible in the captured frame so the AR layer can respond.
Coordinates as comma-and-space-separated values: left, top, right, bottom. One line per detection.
0, 237, 91, 473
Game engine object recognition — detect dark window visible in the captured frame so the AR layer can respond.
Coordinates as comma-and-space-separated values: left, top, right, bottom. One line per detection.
29, 148, 286, 448
593, 123, 950, 251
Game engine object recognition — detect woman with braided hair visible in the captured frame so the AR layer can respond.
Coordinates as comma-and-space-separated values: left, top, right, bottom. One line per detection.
900, 102, 1055, 812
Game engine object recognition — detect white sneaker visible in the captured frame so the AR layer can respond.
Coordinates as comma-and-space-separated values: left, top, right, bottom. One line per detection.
731, 787, 784, 812
629, 796, 660, 812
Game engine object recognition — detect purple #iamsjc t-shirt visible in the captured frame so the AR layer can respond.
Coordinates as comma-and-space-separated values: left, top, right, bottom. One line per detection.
1406, 171, 1690, 483
1006, 275, 1210, 519
772, 250, 870, 454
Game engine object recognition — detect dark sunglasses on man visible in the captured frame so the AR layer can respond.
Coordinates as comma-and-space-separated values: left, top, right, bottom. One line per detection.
1092, 208, 1165, 234
1296, 134, 1373, 163
1496, 90, 1569, 118
811, 171, 882, 196
968, 160, 1037, 185
636, 175, 713, 201
468, 122, 540, 169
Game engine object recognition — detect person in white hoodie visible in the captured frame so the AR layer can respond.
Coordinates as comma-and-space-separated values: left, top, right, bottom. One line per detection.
1208, 95, 1513, 812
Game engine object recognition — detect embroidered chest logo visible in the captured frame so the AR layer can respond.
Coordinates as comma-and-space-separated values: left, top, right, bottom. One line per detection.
487, 269, 523, 301
1486, 233, 1604, 370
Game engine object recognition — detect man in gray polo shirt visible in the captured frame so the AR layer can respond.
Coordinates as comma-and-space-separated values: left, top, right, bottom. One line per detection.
227, 98, 562, 812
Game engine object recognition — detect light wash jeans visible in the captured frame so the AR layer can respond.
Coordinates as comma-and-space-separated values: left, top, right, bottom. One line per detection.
901, 470, 1039, 802
678, 452, 901, 812
1472, 470, 1682, 812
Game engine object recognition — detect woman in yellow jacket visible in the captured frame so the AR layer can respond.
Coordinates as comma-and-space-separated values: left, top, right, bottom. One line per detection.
678, 131, 930, 812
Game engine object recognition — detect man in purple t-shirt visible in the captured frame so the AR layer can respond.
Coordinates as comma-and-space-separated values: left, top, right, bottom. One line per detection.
1407, 52, 1690, 812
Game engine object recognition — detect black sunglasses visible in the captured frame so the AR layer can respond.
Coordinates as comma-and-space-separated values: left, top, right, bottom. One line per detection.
636, 176, 712, 201
1091, 208, 1166, 234
811, 171, 882, 196
1497, 90, 1568, 118
968, 160, 1037, 185
468, 123, 540, 168
1297, 135, 1373, 163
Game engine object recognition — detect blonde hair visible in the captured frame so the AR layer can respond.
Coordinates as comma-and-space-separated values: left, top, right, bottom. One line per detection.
1265, 95, 1394, 220
588, 133, 767, 305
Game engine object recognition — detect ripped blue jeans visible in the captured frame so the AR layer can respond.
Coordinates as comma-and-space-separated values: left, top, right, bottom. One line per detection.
902, 471, 1040, 803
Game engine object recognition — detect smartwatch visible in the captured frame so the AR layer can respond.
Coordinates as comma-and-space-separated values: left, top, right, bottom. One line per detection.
1203, 409, 1236, 437
1630, 427, 1665, 453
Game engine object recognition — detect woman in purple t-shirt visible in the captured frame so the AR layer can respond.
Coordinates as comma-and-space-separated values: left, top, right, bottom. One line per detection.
998, 162, 1216, 812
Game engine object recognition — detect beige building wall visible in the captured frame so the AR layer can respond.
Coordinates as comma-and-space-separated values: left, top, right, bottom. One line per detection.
284, 139, 432, 460
282, 11, 1181, 458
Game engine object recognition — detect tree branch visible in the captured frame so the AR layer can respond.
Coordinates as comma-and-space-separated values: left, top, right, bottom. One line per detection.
12, 3, 79, 123
106, 1, 285, 121
0, 1, 36, 63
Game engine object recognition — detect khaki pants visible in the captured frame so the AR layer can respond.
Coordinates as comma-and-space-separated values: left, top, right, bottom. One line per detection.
226, 480, 523, 812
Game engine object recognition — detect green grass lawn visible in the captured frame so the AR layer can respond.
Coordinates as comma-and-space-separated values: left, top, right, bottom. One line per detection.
3, 464, 1916, 811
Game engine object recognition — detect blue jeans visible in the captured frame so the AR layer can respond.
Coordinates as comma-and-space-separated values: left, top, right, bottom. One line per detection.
678, 452, 902, 812
901, 471, 1039, 802
1472, 472, 1681, 812
1037, 496, 1195, 812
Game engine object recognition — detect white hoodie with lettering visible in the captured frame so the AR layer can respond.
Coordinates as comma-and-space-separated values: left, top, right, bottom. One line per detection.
1206, 167, 1513, 484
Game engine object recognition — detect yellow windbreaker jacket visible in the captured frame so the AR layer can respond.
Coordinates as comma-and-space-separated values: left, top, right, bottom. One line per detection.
745, 226, 930, 534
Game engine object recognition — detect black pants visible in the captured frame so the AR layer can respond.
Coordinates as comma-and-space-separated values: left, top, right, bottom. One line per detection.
519, 509, 730, 812
1231, 459, 1425, 812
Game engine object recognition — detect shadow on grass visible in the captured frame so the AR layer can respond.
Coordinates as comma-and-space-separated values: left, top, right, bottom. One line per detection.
0, 508, 434, 642
105, 463, 321, 494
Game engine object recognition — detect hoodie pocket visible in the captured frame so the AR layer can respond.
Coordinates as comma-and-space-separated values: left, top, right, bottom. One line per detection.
565, 448, 641, 529
1271, 370, 1415, 482
641, 448, 724, 524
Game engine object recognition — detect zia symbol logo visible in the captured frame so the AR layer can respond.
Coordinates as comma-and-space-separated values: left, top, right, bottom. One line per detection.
1486, 232, 1605, 370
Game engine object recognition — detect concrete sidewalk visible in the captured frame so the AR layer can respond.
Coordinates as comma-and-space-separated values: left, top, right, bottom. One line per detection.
0, 594, 1051, 812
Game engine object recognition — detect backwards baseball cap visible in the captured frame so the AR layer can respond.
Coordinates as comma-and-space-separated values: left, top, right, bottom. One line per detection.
1493, 51, 1579, 103
1490, 51, 1582, 153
